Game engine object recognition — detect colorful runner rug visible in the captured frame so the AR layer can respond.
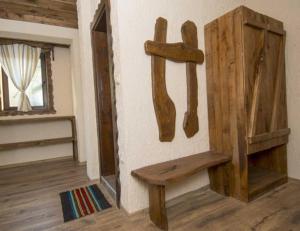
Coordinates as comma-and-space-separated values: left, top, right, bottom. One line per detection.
60, 184, 111, 222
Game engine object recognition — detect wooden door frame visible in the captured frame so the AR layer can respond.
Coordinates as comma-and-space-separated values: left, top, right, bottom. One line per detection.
91, 0, 121, 208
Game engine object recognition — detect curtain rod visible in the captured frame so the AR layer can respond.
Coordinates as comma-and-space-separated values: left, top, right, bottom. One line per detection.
0, 37, 70, 49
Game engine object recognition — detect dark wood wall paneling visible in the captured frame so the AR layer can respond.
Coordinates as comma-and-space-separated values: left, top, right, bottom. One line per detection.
0, 0, 78, 28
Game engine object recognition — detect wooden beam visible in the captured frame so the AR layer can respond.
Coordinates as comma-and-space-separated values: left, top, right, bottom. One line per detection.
182, 20, 199, 138
247, 136, 289, 155
150, 17, 176, 142
0, 0, 78, 28
149, 185, 168, 231
270, 35, 286, 132
244, 19, 284, 35
0, 37, 70, 49
145, 41, 204, 64
248, 31, 266, 137
0, 116, 75, 125
0, 137, 74, 151
0, 0, 77, 14
247, 128, 290, 144
70, 117, 78, 161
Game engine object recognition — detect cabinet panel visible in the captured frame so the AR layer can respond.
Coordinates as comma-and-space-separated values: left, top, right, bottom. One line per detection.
244, 25, 265, 135
243, 19, 289, 152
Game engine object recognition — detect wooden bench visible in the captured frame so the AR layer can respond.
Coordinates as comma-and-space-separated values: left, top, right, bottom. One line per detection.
131, 151, 231, 230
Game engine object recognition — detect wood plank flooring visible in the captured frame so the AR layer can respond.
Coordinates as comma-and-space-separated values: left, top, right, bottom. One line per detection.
0, 158, 300, 231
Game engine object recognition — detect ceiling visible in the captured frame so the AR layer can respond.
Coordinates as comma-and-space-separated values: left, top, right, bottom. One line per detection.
0, 0, 78, 28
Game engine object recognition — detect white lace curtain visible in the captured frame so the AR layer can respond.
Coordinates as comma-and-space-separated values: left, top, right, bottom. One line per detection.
0, 44, 41, 112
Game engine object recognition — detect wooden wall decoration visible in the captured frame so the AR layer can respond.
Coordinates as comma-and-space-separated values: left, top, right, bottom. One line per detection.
145, 18, 204, 141
149, 18, 176, 142
182, 21, 200, 138
0, 0, 78, 28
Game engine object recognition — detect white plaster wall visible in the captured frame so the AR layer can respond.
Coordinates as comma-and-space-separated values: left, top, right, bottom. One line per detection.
76, 0, 124, 181
116, 0, 213, 214
0, 19, 86, 164
52, 48, 74, 115
1, 0, 298, 213
113, 0, 300, 213
75, 0, 128, 192
69, 0, 300, 213
76, 0, 101, 179
0, 122, 73, 166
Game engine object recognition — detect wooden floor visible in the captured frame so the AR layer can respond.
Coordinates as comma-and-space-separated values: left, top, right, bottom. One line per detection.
0, 158, 300, 231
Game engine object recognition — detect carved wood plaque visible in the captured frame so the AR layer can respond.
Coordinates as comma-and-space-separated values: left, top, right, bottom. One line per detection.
151, 18, 176, 142
182, 21, 200, 137
146, 18, 204, 141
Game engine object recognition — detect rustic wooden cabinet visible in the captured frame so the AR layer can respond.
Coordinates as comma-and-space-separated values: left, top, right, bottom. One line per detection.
205, 6, 290, 201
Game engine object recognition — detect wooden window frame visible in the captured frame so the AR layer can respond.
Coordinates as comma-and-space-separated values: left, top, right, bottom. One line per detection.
0, 50, 55, 116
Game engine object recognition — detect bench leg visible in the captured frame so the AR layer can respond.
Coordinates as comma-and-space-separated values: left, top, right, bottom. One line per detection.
149, 185, 168, 230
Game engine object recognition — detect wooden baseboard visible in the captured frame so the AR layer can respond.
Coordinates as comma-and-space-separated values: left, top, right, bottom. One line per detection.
288, 177, 300, 184
78, 160, 87, 166
0, 156, 73, 170
101, 176, 116, 200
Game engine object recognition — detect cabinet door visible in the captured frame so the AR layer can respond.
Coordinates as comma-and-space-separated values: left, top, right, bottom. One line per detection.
243, 10, 290, 154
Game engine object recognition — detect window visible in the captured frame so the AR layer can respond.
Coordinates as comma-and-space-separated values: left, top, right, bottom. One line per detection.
0, 50, 55, 116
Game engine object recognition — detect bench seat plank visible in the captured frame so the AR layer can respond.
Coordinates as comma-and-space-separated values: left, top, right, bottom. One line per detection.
131, 151, 231, 186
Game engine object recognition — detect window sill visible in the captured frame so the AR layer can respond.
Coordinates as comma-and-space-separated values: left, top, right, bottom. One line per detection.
0, 108, 56, 116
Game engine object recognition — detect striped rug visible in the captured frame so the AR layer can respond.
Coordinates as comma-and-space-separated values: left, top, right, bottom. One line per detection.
59, 184, 111, 222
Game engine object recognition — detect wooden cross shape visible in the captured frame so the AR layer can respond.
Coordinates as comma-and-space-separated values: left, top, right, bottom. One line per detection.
145, 17, 204, 141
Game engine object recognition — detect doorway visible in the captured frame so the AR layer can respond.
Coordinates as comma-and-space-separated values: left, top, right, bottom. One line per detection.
91, 0, 120, 207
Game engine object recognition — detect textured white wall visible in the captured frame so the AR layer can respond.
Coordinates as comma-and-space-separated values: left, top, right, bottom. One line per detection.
116, 0, 222, 214
0, 122, 73, 166
74, 0, 300, 213
52, 48, 74, 115
76, 0, 122, 180
76, 0, 101, 179
0, 19, 86, 165
113, 0, 300, 213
